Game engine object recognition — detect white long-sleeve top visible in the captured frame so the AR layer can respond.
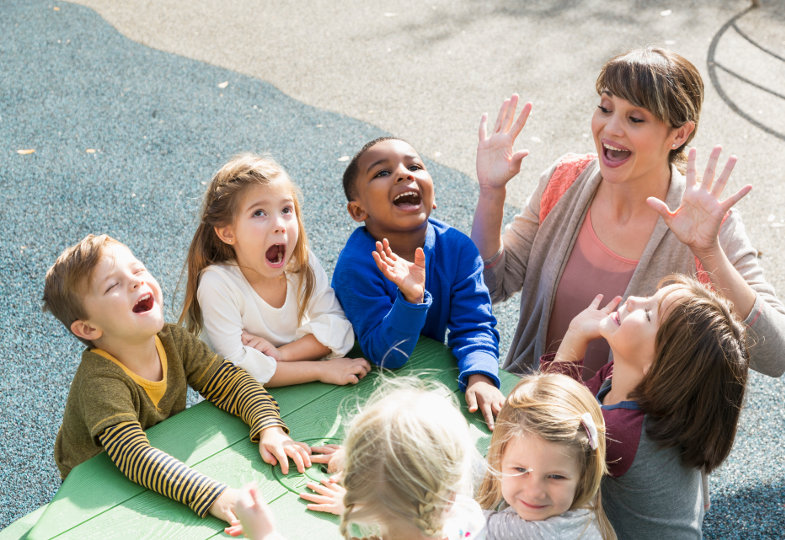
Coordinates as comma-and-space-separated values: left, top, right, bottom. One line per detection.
197, 251, 355, 384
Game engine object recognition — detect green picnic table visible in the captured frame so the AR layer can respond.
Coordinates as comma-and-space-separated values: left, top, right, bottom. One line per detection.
3, 338, 519, 539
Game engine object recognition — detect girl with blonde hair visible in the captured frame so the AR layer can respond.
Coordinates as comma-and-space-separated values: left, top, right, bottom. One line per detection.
300, 377, 487, 540
180, 153, 369, 387
477, 373, 615, 539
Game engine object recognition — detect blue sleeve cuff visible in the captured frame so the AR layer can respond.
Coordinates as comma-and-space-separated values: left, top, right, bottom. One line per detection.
457, 351, 501, 392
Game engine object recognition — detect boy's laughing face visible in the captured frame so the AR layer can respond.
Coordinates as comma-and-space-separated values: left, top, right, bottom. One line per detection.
347, 139, 435, 238
74, 243, 165, 346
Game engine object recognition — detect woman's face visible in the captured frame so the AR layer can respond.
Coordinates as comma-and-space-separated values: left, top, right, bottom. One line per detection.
591, 91, 682, 189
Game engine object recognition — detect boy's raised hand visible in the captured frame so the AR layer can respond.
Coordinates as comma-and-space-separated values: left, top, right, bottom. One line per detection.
477, 94, 532, 190
259, 426, 311, 474
465, 374, 505, 431
372, 239, 426, 304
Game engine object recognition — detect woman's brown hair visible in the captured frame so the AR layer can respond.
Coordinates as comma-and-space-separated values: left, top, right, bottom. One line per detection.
178, 153, 315, 334
596, 47, 703, 172
634, 275, 749, 472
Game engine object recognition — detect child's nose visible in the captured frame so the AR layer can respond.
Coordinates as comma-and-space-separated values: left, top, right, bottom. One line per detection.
395, 165, 413, 182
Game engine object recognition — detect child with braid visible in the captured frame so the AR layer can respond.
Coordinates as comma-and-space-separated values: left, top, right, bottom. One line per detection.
227, 378, 487, 539
43, 234, 311, 526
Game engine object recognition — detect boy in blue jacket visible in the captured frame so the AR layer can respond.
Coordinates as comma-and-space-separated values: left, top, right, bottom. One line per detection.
332, 137, 504, 429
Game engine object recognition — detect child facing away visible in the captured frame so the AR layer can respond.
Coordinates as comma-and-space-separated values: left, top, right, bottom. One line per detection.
227, 377, 487, 540
543, 274, 749, 538
332, 137, 504, 429
43, 234, 312, 525
179, 153, 370, 387
476, 373, 615, 540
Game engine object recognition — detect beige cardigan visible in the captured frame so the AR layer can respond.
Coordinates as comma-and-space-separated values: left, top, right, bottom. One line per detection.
485, 154, 785, 377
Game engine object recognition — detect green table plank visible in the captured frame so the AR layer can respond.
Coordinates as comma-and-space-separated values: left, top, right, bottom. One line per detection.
19, 337, 520, 539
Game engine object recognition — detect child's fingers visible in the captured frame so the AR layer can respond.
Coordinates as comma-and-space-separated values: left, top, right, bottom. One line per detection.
588, 294, 604, 309
224, 522, 244, 537
480, 402, 495, 431
260, 445, 278, 468
602, 296, 623, 313
465, 388, 478, 413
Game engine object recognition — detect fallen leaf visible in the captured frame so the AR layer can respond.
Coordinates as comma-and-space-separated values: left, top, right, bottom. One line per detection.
218, 81, 229, 89
338, 155, 350, 162
54, 6, 60, 11
17, 149, 35, 155
86, 148, 96, 153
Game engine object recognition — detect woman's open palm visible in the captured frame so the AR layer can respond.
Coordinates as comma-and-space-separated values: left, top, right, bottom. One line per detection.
647, 146, 751, 253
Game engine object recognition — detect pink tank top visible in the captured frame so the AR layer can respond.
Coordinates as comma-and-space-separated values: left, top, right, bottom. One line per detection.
546, 209, 637, 379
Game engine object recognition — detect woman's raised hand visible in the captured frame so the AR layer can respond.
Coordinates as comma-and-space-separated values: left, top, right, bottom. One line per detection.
647, 146, 751, 256
476, 94, 532, 190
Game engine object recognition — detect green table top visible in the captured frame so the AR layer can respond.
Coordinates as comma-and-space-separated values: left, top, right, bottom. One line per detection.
7, 338, 519, 539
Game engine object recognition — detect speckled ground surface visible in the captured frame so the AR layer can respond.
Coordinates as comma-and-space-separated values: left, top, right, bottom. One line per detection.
2, 0, 783, 536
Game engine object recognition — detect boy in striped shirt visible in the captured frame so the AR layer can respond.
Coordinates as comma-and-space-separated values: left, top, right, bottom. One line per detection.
43, 234, 311, 524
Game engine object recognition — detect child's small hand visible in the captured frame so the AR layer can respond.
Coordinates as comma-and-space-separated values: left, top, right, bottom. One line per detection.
318, 357, 371, 385
259, 427, 311, 474
209, 487, 240, 525
465, 374, 505, 431
476, 94, 533, 190
224, 484, 284, 539
310, 444, 346, 474
372, 239, 426, 304
556, 294, 622, 364
567, 294, 622, 340
242, 331, 282, 361
299, 477, 346, 515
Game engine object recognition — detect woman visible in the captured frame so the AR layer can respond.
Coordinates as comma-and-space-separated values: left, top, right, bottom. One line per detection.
471, 47, 785, 378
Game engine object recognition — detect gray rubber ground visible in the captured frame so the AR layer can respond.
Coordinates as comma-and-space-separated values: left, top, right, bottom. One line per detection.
1, 0, 783, 536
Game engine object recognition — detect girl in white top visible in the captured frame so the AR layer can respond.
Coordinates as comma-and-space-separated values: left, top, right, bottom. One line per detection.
477, 373, 615, 540
180, 153, 370, 386
225, 378, 487, 540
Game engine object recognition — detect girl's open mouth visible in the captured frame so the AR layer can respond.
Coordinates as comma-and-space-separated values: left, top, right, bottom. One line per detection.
133, 293, 154, 313
266, 244, 286, 266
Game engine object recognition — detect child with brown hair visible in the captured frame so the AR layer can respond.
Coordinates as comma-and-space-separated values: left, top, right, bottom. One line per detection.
544, 274, 749, 538
180, 153, 369, 387
43, 234, 311, 526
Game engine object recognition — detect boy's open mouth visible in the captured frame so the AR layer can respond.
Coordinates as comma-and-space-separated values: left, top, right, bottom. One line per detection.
266, 244, 285, 265
133, 293, 154, 313
393, 190, 422, 208
603, 142, 631, 163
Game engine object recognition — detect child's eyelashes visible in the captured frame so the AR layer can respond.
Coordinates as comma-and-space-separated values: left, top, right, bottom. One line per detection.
104, 282, 118, 294
645, 309, 651, 322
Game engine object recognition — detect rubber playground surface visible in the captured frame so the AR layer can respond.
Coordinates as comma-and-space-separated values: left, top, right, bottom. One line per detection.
1, 1, 783, 536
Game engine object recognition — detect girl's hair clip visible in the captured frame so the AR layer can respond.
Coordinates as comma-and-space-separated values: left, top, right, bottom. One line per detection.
581, 412, 598, 450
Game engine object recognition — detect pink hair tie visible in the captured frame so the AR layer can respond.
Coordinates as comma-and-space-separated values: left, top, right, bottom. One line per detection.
581, 412, 598, 450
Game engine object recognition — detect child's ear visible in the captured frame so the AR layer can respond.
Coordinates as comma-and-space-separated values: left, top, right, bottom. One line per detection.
71, 319, 102, 342
214, 225, 235, 245
432, 200, 437, 210
346, 201, 368, 223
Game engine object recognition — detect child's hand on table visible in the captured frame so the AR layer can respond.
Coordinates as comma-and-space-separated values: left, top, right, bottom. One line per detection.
465, 374, 504, 431
310, 444, 346, 474
372, 239, 426, 304
209, 487, 240, 525
224, 484, 285, 539
318, 357, 372, 385
299, 477, 345, 516
259, 427, 311, 474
